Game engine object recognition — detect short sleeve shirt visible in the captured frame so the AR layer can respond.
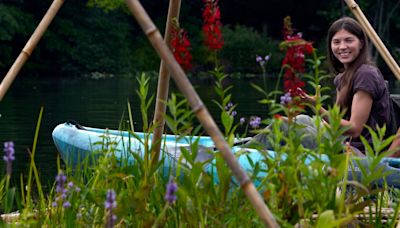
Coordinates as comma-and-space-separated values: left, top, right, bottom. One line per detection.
334, 64, 390, 151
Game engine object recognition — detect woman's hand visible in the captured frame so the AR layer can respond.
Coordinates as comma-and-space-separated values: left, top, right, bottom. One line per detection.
297, 88, 316, 106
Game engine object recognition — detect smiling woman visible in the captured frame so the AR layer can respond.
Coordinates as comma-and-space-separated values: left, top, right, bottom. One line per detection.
324, 16, 390, 153
247, 16, 392, 155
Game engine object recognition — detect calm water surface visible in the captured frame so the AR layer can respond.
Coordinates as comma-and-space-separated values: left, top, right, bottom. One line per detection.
1, 75, 400, 183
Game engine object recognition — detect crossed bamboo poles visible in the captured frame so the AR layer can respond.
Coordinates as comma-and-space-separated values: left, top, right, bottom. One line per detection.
1, 0, 400, 226
125, 1, 279, 226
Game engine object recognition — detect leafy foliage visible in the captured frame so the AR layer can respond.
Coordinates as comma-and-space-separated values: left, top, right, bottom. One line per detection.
2, 0, 400, 76
43, 5, 138, 75
220, 25, 283, 73
0, 3, 34, 69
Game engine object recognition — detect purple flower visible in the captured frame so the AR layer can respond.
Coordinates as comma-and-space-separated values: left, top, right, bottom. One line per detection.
225, 102, 237, 117
53, 171, 71, 207
3, 141, 15, 176
240, 117, 246, 125
256, 54, 271, 67
55, 172, 67, 194
3, 141, 15, 161
165, 179, 178, 204
249, 116, 261, 129
256, 55, 263, 63
105, 189, 117, 210
105, 189, 117, 228
63, 201, 71, 208
226, 102, 233, 109
280, 92, 292, 105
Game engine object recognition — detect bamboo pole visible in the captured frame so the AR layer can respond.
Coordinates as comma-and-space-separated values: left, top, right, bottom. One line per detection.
0, 0, 65, 101
151, 0, 181, 165
344, 0, 400, 80
125, 0, 279, 226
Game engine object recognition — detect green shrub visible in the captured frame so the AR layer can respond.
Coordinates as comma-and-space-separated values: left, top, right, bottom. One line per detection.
220, 25, 283, 74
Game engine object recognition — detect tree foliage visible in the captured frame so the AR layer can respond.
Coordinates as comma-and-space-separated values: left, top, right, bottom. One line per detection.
0, 3, 35, 69
1, 0, 400, 76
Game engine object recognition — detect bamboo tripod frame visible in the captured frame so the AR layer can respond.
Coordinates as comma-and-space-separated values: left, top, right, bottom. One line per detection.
0, 0, 278, 225
125, 0, 279, 226
0, 0, 65, 101
2, 0, 399, 226
344, 0, 400, 80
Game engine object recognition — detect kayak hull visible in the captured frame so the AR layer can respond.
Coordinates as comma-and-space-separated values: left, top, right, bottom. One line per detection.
52, 122, 400, 188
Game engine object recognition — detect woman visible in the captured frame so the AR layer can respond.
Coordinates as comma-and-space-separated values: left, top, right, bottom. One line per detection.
302, 16, 390, 153
247, 17, 391, 154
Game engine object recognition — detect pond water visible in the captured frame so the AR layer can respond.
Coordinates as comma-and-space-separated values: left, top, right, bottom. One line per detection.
1, 74, 400, 183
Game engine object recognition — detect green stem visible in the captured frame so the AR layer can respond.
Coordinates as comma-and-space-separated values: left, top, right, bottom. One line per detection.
273, 66, 285, 102
262, 71, 267, 91
338, 145, 351, 219
4, 175, 11, 213
26, 106, 45, 209
152, 203, 169, 228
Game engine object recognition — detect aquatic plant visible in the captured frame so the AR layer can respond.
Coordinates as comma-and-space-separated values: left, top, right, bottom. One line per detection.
164, 179, 178, 204
280, 92, 292, 105
104, 189, 117, 228
256, 54, 271, 73
1, 141, 16, 215
249, 116, 262, 129
256, 54, 271, 90
3, 141, 15, 177
52, 172, 69, 208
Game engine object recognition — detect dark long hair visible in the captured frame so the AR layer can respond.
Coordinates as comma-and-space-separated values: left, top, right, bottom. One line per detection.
327, 17, 373, 109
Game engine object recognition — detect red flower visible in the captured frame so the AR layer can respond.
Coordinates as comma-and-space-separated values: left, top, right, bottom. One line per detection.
202, 0, 224, 51
280, 16, 313, 97
170, 22, 192, 71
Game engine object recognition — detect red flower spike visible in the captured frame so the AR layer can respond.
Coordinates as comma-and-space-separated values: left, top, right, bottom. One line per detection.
170, 22, 193, 71
280, 16, 314, 98
202, 0, 224, 51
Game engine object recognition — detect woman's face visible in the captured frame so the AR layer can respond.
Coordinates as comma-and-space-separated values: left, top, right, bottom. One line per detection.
331, 29, 363, 68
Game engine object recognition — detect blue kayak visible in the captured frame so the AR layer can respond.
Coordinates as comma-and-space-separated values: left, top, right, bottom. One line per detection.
52, 121, 258, 166
52, 122, 400, 188
52, 122, 280, 182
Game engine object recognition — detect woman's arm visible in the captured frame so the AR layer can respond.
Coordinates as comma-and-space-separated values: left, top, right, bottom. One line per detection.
298, 88, 372, 137
340, 90, 372, 137
388, 128, 400, 157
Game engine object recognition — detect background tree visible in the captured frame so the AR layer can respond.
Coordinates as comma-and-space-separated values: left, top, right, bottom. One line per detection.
1, 0, 399, 77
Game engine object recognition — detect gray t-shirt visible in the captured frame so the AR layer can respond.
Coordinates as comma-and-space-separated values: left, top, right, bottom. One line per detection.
334, 64, 390, 151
